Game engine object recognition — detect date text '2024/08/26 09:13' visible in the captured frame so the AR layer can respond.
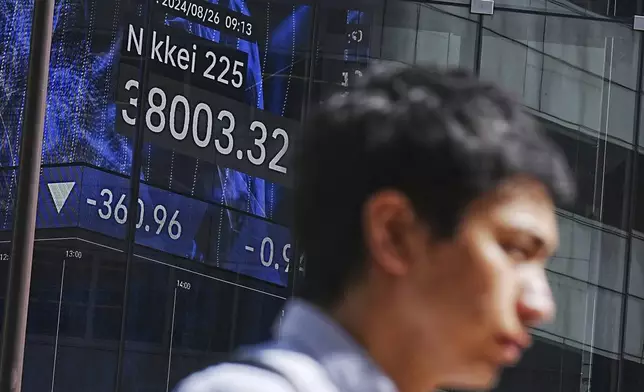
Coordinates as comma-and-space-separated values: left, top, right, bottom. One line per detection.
157, 0, 257, 41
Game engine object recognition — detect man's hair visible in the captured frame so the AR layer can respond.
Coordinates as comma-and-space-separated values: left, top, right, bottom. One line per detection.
293, 64, 575, 308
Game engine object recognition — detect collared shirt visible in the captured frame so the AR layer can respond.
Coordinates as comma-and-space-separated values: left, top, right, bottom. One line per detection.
175, 299, 398, 392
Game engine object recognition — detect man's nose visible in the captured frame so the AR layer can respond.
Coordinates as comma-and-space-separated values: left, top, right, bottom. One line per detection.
516, 266, 556, 326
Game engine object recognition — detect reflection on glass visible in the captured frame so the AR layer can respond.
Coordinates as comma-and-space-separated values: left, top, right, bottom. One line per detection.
552, 214, 626, 291
499, 338, 585, 392
621, 356, 644, 392
380, 3, 477, 69
2, 1, 644, 392
542, 110, 631, 230
624, 297, 644, 359
541, 271, 621, 354
20, 239, 124, 392
481, 11, 639, 145
0, 241, 9, 335
633, 156, 644, 232
415, 5, 477, 69
167, 269, 235, 387
122, 254, 283, 392
494, 0, 638, 19
233, 288, 284, 347
629, 237, 644, 298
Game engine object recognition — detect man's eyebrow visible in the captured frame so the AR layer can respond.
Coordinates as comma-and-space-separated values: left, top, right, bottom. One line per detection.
501, 225, 554, 253
522, 229, 558, 255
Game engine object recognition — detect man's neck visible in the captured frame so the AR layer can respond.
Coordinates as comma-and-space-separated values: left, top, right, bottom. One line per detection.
329, 287, 438, 392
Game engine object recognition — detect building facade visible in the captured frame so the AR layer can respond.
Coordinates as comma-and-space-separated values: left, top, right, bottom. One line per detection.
0, 0, 643, 391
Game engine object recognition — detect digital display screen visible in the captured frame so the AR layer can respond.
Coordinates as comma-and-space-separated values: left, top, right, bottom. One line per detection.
0, 0, 373, 287
0, 234, 285, 390
1, 164, 290, 286
0, 2, 373, 390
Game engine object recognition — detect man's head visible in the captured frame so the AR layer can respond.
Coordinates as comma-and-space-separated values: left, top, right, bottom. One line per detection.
294, 64, 575, 391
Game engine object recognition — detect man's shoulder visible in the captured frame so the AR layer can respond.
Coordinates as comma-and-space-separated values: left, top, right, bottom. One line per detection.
175, 346, 338, 392
174, 362, 298, 392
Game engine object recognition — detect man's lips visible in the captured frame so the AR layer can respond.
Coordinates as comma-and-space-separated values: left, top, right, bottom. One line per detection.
496, 334, 531, 365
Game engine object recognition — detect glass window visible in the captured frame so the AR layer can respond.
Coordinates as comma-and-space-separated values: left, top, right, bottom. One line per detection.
125, 258, 171, 344
639, 98, 644, 149
425, 0, 468, 4
233, 288, 285, 348
625, 296, 644, 359
0, 169, 17, 234
312, 2, 478, 103
0, 170, 14, 340
590, 351, 619, 392
21, 239, 124, 392
629, 237, 644, 298
93, 255, 126, 341
380, 1, 419, 64
27, 247, 64, 337
170, 271, 234, 353
121, 252, 246, 392
0, 3, 30, 169
166, 270, 236, 389
121, 350, 168, 392
52, 345, 120, 392
312, 4, 377, 101
543, 272, 622, 354
633, 153, 644, 235
0, 240, 10, 335
494, 0, 639, 18
59, 258, 92, 339
121, 258, 178, 392
560, 343, 583, 392
379, 3, 477, 68
622, 357, 644, 392
415, 4, 478, 69
552, 214, 626, 291
497, 338, 585, 392
22, 246, 61, 391
481, 11, 639, 146
545, 118, 631, 230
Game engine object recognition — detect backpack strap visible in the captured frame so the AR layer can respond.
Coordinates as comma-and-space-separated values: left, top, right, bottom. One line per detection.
228, 357, 300, 391
231, 348, 339, 392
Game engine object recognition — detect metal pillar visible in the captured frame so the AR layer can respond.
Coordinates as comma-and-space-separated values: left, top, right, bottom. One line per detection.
113, 1, 155, 390
0, 1, 55, 391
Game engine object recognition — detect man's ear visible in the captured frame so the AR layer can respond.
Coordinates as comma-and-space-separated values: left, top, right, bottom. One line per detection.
362, 190, 420, 276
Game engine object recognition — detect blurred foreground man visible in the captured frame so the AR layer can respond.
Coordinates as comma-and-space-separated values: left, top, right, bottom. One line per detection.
176, 64, 575, 392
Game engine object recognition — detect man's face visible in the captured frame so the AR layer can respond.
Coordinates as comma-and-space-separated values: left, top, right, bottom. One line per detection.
364, 177, 558, 390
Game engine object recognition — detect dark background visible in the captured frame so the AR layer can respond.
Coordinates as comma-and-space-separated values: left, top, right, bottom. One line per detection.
1, 0, 644, 391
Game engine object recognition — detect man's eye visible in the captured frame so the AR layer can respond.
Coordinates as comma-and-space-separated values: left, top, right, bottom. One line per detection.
503, 245, 529, 261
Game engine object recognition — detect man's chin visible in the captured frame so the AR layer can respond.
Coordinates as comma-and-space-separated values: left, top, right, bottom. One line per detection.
437, 366, 501, 391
